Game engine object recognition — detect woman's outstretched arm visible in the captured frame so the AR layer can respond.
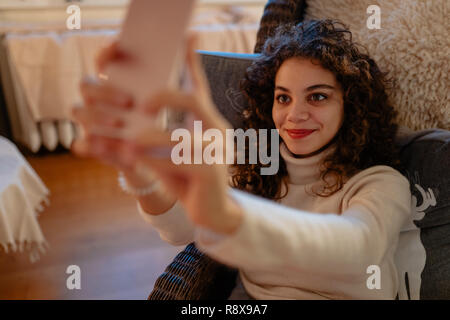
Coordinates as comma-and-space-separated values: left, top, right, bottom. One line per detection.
194, 166, 410, 277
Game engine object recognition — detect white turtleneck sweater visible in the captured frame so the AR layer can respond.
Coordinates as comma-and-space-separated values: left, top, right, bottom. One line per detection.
138, 142, 411, 299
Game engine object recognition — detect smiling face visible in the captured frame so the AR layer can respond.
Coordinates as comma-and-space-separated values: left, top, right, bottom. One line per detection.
272, 57, 345, 158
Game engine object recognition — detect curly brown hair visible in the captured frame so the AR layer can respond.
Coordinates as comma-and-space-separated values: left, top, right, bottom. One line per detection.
230, 19, 402, 201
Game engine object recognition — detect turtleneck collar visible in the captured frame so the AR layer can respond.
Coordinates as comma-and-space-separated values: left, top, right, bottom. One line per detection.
279, 141, 336, 185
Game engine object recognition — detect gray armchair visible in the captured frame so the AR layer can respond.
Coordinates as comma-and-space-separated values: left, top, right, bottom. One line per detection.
148, 0, 450, 300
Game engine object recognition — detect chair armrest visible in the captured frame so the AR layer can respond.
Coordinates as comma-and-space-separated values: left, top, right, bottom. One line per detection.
148, 242, 238, 300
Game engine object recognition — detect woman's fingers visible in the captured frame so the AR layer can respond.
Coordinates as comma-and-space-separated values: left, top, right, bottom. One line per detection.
80, 77, 134, 110
95, 41, 131, 74
185, 32, 211, 98
131, 126, 175, 147
74, 77, 137, 140
90, 135, 137, 168
71, 135, 91, 157
133, 154, 208, 177
144, 89, 226, 131
96, 41, 116, 73
142, 32, 233, 132
129, 124, 229, 179
142, 32, 228, 130
71, 105, 126, 131
71, 132, 136, 169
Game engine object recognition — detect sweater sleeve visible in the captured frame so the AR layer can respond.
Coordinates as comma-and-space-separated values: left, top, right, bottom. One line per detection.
137, 200, 195, 246
136, 168, 237, 246
194, 166, 411, 277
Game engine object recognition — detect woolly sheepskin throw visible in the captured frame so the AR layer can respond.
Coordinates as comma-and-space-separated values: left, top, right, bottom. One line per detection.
304, 0, 449, 130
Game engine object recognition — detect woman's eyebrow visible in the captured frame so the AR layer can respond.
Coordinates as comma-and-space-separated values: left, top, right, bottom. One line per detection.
275, 86, 291, 93
275, 84, 335, 92
305, 84, 335, 91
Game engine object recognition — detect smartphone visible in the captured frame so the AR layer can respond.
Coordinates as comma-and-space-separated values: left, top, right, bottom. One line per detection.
94, 0, 197, 140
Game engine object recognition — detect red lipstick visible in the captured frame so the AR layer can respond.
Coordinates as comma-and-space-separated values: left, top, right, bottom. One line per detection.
286, 129, 316, 139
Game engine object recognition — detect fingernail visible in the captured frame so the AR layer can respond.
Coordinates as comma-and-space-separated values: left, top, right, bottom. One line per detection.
118, 96, 133, 108
112, 118, 125, 128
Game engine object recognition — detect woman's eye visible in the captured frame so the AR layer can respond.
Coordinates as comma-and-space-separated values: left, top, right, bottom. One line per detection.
276, 94, 290, 104
309, 93, 328, 102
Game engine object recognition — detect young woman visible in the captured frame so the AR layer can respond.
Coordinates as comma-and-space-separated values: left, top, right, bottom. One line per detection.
72, 19, 411, 299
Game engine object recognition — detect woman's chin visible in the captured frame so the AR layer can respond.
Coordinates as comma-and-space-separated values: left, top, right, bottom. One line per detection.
285, 144, 318, 158
284, 136, 336, 158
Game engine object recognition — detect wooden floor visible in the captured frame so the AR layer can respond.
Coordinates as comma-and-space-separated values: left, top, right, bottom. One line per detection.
0, 150, 185, 299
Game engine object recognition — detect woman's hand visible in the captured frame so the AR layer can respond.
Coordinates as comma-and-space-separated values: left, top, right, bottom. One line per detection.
123, 33, 243, 234
71, 40, 173, 200
71, 33, 243, 233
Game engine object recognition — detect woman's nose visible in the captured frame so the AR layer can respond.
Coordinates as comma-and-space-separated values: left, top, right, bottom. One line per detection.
286, 102, 310, 122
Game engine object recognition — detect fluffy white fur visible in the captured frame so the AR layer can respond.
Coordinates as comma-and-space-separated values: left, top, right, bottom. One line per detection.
304, 0, 449, 130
